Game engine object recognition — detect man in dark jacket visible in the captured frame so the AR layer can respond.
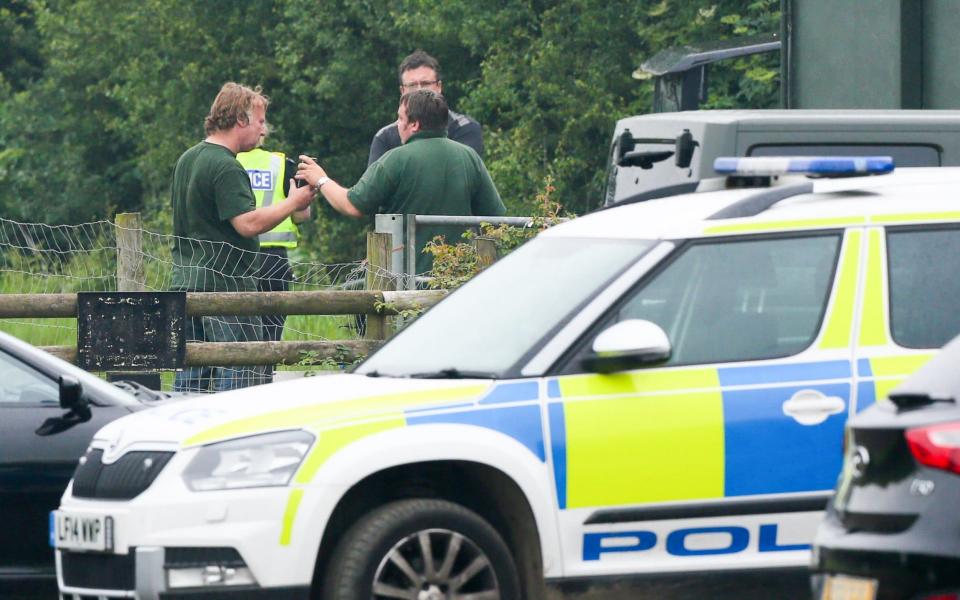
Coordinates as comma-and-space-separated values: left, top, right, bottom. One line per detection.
367, 50, 483, 166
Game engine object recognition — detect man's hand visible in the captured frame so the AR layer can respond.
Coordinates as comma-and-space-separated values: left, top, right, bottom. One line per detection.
297, 155, 327, 187
287, 180, 316, 210
230, 182, 316, 238
296, 154, 363, 219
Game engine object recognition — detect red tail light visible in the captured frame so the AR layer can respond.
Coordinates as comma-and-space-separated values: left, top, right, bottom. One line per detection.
917, 593, 960, 600
905, 421, 960, 475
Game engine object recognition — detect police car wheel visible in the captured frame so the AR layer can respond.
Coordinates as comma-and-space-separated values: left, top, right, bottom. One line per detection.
322, 498, 520, 600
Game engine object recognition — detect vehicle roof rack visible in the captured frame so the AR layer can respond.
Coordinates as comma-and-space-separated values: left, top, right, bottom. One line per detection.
597, 182, 700, 212
706, 182, 814, 220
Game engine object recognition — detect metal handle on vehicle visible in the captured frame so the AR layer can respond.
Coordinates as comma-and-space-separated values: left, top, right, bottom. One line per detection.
782, 389, 846, 425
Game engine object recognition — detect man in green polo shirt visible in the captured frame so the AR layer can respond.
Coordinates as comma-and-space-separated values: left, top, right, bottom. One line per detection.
171, 82, 315, 392
297, 89, 505, 275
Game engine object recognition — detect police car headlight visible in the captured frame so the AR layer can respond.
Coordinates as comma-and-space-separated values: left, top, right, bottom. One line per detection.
182, 430, 315, 491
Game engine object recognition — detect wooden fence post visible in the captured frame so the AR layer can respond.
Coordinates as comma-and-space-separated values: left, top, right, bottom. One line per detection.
115, 212, 145, 292
365, 231, 394, 340
474, 237, 498, 271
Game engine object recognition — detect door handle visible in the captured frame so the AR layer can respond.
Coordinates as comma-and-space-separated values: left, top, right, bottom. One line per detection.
782, 389, 846, 425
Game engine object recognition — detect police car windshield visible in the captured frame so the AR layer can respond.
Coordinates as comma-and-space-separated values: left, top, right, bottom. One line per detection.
356, 237, 655, 378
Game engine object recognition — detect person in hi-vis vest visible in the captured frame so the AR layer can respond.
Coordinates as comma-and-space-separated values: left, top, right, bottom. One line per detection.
236, 146, 311, 356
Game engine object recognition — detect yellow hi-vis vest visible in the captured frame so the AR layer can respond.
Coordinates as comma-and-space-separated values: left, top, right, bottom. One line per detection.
236, 148, 299, 249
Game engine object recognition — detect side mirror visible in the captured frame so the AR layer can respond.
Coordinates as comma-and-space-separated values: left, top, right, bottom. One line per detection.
615, 128, 637, 165
581, 320, 672, 374
59, 375, 91, 421
675, 129, 699, 168
38, 376, 91, 436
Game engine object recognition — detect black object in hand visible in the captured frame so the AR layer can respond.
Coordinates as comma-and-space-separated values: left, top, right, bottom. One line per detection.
285, 157, 307, 189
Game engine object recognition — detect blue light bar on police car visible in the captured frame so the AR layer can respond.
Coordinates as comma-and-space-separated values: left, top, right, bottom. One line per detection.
714, 156, 895, 177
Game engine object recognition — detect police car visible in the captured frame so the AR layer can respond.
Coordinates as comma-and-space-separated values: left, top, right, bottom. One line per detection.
53, 158, 960, 600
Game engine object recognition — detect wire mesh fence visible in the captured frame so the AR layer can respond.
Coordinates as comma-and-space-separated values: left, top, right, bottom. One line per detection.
0, 216, 396, 391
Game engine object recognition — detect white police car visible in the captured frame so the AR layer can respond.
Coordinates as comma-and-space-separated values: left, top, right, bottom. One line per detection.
53, 158, 960, 600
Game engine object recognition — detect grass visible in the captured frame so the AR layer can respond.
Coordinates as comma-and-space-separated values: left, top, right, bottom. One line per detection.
0, 318, 78, 346
0, 315, 358, 346
0, 245, 362, 347
0, 230, 367, 389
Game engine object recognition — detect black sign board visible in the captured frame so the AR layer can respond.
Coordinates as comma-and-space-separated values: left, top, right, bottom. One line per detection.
77, 292, 186, 370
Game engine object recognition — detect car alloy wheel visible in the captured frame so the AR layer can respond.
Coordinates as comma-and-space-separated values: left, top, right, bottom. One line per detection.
372, 527, 500, 600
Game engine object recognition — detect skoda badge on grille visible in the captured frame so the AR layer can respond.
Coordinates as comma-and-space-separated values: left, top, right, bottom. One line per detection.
103, 432, 126, 464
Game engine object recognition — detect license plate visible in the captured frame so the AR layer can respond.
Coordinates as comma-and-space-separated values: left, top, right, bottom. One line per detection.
50, 511, 114, 552
822, 574, 878, 600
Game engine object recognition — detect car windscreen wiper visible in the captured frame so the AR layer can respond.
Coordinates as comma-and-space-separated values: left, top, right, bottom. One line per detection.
111, 380, 178, 403
888, 392, 955, 409
407, 368, 498, 380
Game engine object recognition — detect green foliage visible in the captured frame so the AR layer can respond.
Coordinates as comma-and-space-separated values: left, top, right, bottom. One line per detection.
422, 235, 481, 290
471, 175, 568, 254
0, 0, 44, 92
0, 0, 780, 264
293, 344, 362, 375
374, 299, 427, 321
424, 175, 571, 290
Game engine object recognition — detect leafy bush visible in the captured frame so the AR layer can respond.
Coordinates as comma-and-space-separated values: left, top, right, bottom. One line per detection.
424, 175, 572, 290
0, 0, 779, 265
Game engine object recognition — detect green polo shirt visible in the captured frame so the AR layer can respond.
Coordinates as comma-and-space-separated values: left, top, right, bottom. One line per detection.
170, 141, 260, 292
348, 129, 505, 274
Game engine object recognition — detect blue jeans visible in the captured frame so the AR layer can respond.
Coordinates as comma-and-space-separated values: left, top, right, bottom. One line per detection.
174, 316, 270, 393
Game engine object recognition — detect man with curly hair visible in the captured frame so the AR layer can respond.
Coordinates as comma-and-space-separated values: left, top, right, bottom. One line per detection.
171, 82, 315, 392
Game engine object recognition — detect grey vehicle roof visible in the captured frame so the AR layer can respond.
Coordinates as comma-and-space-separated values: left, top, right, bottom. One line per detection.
616, 109, 960, 130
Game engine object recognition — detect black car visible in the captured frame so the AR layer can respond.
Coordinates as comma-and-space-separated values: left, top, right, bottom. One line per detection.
812, 335, 960, 600
0, 330, 177, 598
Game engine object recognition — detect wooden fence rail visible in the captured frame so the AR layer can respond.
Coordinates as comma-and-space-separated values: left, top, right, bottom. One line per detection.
0, 214, 488, 369
0, 289, 445, 366
42, 339, 382, 367
0, 289, 446, 318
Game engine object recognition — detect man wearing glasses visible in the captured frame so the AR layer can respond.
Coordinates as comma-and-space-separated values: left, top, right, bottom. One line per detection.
367, 50, 483, 166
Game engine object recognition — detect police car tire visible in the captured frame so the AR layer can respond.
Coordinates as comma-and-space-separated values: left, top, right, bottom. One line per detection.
321, 498, 521, 600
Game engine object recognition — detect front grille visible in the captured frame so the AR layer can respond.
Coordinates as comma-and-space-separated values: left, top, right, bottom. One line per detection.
72, 448, 174, 499
60, 550, 135, 590
165, 547, 246, 569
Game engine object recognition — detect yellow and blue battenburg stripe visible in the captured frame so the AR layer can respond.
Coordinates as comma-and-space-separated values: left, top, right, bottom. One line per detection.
718, 362, 848, 496
186, 384, 490, 447
187, 380, 546, 547
403, 381, 546, 461
294, 381, 546, 484
818, 229, 861, 349
547, 360, 851, 510
547, 369, 724, 509
188, 381, 547, 473
858, 229, 889, 347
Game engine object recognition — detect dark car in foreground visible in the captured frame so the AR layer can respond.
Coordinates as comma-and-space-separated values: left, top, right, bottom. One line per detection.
0, 330, 178, 597
812, 335, 960, 600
